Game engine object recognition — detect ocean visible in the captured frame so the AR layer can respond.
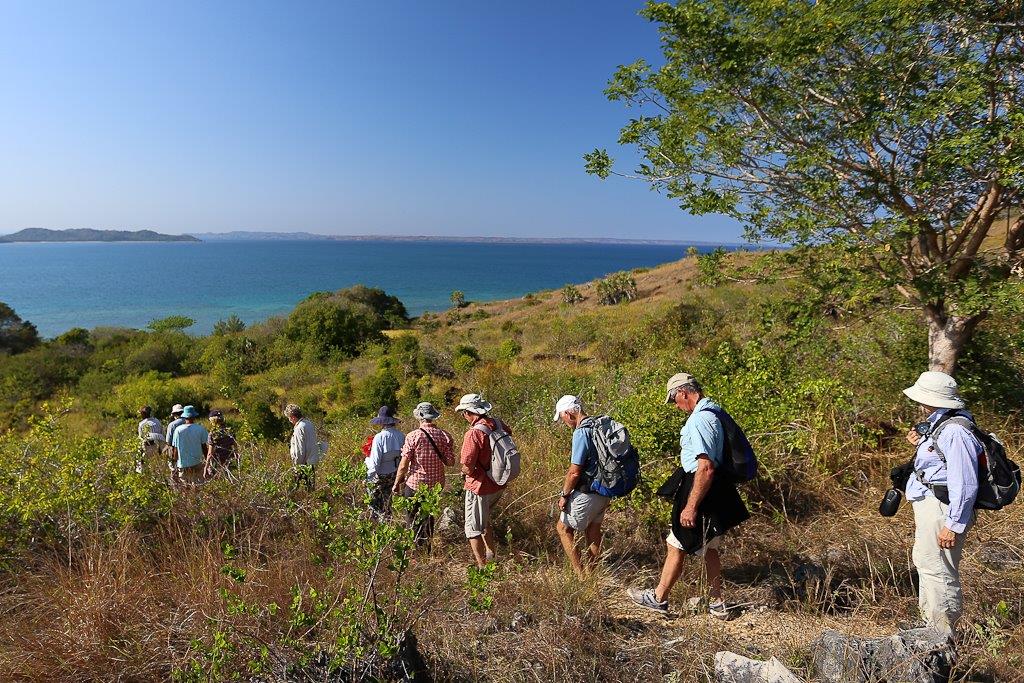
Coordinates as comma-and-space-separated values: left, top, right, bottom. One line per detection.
0, 240, 715, 337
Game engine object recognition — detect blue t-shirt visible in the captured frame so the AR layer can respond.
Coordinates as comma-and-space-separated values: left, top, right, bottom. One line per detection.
166, 417, 187, 445
679, 397, 725, 473
172, 422, 210, 468
570, 423, 597, 467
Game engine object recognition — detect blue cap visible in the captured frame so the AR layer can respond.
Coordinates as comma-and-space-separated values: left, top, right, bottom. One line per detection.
181, 405, 199, 418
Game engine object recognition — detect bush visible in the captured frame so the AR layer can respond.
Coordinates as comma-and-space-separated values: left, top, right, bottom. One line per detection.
452, 344, 480, 374
697, 247, 727, 287
562, 284, 584, 305
497, 339, 522, 361
213, 315, 246, 335
285, 295, 386, 360
596, 272, 637, 305
0, 302, 40, 354
450, 290, 467, 309
354, 364, 401, 415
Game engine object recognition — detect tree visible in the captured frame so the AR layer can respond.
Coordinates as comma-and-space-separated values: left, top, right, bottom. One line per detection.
147, 316, 195, 333
586, 0, 1024, 373
285, 296, 385, 360
562, 284, 585, 305
450, 290, 467, 309
0, 303, 40, 354
213, 315, 246, 336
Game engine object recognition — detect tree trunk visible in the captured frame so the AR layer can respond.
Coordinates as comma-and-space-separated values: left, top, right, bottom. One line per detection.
925, 308, 985, 375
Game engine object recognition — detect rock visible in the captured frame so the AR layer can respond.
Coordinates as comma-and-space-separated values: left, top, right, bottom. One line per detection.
810, 627, 954, 683
436, 505, 461, 541
713, 651, 801, 683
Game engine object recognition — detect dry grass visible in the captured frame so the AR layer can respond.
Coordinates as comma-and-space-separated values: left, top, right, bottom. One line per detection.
2, 428, 1022, 681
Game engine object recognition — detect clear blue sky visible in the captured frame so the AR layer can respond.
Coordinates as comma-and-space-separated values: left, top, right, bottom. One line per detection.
0, 1, 742, 241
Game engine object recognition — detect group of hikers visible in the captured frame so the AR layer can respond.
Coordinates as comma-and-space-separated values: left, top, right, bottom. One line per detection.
134, 369, 1019, 638
136, 403, 239, 484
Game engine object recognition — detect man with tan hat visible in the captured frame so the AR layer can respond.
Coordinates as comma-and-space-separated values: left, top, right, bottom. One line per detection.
627, 372, 748, 618
902, 370, 982, 634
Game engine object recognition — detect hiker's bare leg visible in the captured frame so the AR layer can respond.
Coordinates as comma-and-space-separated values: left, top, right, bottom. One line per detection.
481, 526, 497, 559
656, 544, 686, 603
584, 522, 603, 566
469, 536, 488, 568
704, 548, 723, 601
556, 520, 585, 577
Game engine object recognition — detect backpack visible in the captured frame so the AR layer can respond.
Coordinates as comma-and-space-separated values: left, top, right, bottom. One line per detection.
927, 412, 1020, 511
700, 405, 758, 483
472, 419, 521, 486
581, 415, 640, 498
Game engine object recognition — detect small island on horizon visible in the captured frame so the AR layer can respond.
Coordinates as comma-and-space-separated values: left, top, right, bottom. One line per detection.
0, 228, 200, 243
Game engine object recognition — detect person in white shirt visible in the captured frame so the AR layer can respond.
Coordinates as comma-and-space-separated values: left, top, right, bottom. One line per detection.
286, 403, 320, 490
366, 406, 405, 520
136, 405, 164, 474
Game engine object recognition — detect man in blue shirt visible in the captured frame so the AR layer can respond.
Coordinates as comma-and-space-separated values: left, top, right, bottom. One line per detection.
628, 373, 748, 619
163, 403, 186, 471
903, 371, 982, 634
170, 405, 210, 486
553, 395, 613, 578
366, 406, 405, 520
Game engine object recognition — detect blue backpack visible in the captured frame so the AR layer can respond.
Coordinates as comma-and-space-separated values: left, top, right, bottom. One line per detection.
701, 405, 758, 483
581, 416, 640, 498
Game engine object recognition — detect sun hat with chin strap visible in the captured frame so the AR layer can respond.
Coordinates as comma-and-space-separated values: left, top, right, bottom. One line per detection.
902, 371, 966, 410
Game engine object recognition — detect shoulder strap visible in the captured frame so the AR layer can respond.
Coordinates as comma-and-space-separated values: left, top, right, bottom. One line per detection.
472, 421, 494, 436
420, 428, 443, 459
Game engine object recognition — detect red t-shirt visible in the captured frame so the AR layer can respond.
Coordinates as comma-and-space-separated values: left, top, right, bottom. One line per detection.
461, 417, 510, 496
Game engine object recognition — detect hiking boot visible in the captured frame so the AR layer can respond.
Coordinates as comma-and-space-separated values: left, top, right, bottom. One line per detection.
708, 599, 730, 620
627, 587, 668, 613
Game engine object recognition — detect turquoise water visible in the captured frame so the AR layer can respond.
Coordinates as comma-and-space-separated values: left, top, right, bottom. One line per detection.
0, 240, 709, 336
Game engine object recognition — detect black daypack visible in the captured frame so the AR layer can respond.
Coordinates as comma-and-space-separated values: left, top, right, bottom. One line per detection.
920, 412, 1020, 511
700, 405, 758, 483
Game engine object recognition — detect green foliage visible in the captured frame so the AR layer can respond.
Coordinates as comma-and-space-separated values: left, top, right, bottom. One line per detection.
452, 344, 480, 374
212, 315, 246, 336
0, 302, 40, 355
596, 271, 637, 305
0, 401, 171, 556
562, 284, 584, 305
285, 295, 384, 361
696, 248, 727, 288
497, 339, 522, 361
590, 0, 1024, 370
111, 372, 212, 420
147, 315, 195, 333
450, 290, 467, 309
353, 363, 402, 415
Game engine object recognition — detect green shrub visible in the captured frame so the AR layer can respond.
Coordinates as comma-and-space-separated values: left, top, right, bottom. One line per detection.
562, 284, 584, 305
497, 339, 522, 361
596, 272, 638, 305
0, 302, 40, 354
285, 294, 386, 360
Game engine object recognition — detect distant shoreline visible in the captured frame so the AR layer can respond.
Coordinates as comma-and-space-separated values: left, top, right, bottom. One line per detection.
191, 231, 754, 247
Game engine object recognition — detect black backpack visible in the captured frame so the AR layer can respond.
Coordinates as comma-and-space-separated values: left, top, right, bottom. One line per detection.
926, 412, 1020, 511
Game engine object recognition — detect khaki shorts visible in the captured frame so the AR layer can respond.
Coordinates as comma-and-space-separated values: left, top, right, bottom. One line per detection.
667, 530, 722, 556
559, 490, 611, 532
465, 489, 503, 539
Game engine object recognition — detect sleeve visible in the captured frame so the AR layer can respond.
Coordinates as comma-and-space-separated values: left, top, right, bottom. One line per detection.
461, 428, 483, 468
171, 428, 180, 450
290, 425, 302, 462
939, 425, 981, 533
570, 429, 590, 467
692, 414, 722, 468
137, 421, 146, 439
400, 432, 416, 465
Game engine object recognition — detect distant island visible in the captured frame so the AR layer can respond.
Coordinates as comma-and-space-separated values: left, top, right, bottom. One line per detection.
192, 230, 742, 247
0, 228, 200, 243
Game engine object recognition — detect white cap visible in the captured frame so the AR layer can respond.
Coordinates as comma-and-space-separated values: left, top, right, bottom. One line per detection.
171, 404, 184, 414
903, 371, 965, 409
553, 395, 582, 422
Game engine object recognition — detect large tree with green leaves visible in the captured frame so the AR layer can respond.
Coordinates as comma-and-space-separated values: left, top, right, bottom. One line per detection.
586, 0, 1024, 373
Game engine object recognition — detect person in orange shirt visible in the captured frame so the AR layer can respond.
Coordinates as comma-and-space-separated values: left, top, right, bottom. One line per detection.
455, 393, 510, 568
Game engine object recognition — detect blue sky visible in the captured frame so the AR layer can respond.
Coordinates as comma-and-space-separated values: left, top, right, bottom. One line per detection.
0, 1, 743, 241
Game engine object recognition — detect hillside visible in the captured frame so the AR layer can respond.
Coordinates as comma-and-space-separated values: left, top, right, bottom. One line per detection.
0, 228, 199, 243
0, 251, 1021, 681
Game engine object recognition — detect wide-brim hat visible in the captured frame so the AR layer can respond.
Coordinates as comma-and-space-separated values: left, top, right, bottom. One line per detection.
455, 393, 492, 415
370, 406, 399, 426
171, 403, 184, 414
181, 405, 199, 418
413, 402, 440, 421
903, 371, 965, 409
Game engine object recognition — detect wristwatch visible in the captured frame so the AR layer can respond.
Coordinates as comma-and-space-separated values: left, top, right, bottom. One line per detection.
560, 490, 572, 498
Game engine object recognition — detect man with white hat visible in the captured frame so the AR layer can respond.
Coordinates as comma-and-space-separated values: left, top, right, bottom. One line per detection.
553, 394, 612, 578
164, 404, 187, 471
902, 370, 982, 634
455, 393, 510, 568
